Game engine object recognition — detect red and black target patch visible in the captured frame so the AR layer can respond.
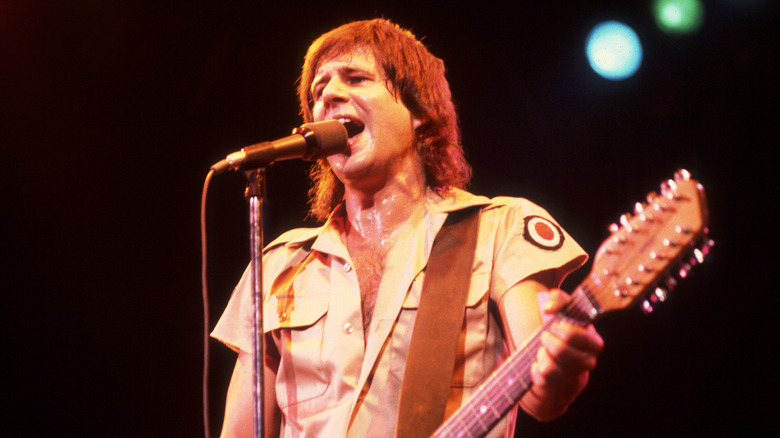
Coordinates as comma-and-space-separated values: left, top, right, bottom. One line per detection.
523, 215, 564, 250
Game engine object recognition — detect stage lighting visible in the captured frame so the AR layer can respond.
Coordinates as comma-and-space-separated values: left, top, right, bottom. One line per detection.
653, 0, 705, 34
585, 21, 643, 81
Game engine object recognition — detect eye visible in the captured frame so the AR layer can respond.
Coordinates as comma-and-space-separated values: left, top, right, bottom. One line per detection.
346, 75, 371, 86
311, 84, 328, 104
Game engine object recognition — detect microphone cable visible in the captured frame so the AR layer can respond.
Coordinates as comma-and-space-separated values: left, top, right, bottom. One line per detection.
200, 169, 215, 438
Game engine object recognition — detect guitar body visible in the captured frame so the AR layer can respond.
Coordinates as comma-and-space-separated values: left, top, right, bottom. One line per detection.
432, 170, 711, 438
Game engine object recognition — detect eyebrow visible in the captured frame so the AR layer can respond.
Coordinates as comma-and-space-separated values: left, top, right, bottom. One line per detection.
311, 65, 375, 94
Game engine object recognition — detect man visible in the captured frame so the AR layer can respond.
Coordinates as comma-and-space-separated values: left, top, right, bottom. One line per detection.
212, 18, 603, 437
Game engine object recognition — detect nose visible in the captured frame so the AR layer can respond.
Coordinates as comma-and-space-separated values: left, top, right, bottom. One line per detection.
320, 76, 350, 110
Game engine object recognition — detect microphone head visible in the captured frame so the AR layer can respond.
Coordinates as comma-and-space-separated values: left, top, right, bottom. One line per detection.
297, 120, 348, 160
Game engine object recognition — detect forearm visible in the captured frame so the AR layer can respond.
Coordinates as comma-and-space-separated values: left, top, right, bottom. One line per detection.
221, 351, 281, 438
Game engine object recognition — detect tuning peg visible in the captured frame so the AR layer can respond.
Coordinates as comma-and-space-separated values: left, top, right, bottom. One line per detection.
675, 225, 692, 235
660, 181, 670, 197
665, 276, 678, 291
650, 250, 666, 260
652, 286, 668, 303
644, 286, 670, 314
613, 286, 629, 298
646, 191, 658, 204
612, 234, 627, 245
674, 169, 691, 182
663, 238, 679, 248
691, 249, 704, 264
700, 238, 715, 257
678, 262, 692, 279
652, 201, 669, 212
620, 214, 638, 232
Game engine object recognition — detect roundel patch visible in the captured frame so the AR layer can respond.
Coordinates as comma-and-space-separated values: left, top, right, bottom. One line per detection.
523, 215, 564, 250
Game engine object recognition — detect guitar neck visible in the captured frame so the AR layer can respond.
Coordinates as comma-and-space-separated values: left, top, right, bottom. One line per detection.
431, 171, 709, 438
432, 284, 602, 438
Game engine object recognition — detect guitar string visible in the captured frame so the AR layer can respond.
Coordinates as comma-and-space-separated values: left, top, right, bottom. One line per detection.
434, 287, 599, 437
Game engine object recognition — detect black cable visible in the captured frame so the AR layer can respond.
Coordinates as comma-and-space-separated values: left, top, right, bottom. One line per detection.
201, 169, 215, 438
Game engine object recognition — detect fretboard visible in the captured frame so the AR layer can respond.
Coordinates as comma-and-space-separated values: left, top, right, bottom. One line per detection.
431, 284, 601, 438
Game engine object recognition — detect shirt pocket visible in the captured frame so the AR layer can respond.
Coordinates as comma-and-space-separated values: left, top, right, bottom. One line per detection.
268, 291, 331, 410
391, 270, 491, 388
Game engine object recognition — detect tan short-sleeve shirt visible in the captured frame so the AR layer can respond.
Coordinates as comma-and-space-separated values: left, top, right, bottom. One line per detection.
212, 188, 587, 437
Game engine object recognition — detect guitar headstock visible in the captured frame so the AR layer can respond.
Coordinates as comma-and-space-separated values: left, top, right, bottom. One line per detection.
588, 169, 711, 315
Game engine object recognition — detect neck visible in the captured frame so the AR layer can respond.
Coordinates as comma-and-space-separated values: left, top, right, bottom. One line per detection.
343, 170, 427, 244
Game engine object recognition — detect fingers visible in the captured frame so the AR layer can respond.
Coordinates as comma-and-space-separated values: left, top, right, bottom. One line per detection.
545, 323, 602, 371
532, 322, 604, 389
535, 289, 604, 387
542, 288, 570, 314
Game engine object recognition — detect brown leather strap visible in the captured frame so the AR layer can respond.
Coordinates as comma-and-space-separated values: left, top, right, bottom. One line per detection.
396, 208, 481, 438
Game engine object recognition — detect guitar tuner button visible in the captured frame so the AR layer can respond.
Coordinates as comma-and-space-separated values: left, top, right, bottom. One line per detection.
653, 202, 669, 212
650, 251, 666, 260
613, 287, 629, 298
646, 192, 657, 203
693, 248, 705, 264
654, 287, 668, 302
674, 169, 691, 181
663, 238, 678, 247
642, 300, 654, 314
675, 225, 691, 234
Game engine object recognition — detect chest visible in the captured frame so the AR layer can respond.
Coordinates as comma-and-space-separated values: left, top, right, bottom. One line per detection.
347, 242, 389, 329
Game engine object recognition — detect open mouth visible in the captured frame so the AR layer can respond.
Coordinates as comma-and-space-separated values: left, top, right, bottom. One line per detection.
338, 118, 365, 138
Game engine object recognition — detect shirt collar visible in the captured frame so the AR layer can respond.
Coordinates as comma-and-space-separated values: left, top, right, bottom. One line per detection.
278, 187, 491, 253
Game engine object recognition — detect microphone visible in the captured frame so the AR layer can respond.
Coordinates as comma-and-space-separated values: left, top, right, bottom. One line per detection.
210, 120, 349, 174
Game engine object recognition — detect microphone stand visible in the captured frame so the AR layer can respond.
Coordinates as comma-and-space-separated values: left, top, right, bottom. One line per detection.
245, 168, 266, 438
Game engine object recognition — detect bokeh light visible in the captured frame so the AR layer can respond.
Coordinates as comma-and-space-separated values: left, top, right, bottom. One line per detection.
585, 21, 644, 81
653, 0, 705, 34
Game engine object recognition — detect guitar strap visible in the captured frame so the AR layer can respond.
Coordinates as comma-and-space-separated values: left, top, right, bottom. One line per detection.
396, 206, 481, 438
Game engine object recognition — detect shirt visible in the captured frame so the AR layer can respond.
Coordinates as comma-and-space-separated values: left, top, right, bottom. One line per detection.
212, 188, 587, 437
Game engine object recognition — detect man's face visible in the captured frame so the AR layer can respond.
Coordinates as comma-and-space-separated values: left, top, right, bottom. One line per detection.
311, 50, 421, 190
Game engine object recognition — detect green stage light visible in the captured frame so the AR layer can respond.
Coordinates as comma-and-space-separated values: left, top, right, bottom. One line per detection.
653, 0, 705, 34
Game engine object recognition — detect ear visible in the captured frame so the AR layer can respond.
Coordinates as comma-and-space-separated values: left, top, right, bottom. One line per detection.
412, 115, 423, 130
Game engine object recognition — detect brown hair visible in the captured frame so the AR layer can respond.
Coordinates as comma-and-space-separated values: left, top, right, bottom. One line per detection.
299, 18, 472, 221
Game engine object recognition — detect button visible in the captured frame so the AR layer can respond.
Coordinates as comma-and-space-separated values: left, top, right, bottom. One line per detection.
343, 322, 354, 334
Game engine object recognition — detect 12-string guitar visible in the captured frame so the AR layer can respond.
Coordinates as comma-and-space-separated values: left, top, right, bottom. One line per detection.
432, 169, 712, 438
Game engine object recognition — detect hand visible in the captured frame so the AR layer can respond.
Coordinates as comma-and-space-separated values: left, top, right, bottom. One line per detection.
524, 289, 604, 421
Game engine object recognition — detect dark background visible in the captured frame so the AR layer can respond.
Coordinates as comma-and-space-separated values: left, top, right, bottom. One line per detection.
3, 1, 776, 436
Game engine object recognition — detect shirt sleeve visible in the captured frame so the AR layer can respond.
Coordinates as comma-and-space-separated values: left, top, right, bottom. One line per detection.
210, 237, 310, 354
488, 197, 588, 302
211, 264, 254, 354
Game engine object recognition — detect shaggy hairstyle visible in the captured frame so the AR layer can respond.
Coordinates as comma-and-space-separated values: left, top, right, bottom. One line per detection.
298, 18, 472, 222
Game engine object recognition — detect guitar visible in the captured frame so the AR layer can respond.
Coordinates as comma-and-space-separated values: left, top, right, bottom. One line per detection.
432, 169, 712, 438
